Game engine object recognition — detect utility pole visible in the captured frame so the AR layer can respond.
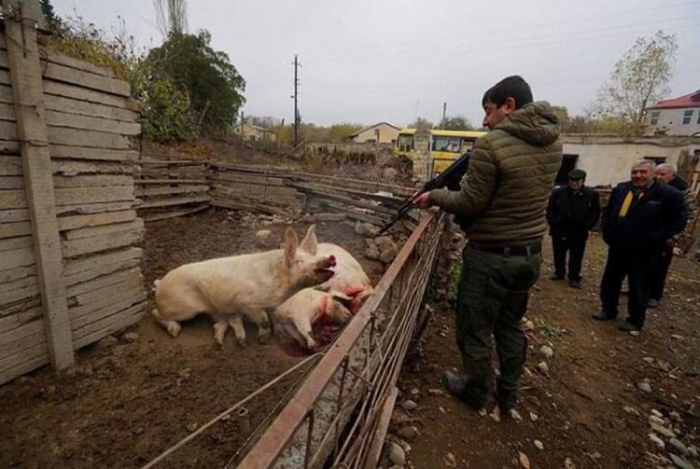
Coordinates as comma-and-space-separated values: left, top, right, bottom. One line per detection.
291, 55, 301, 147
442, 102, 447, 123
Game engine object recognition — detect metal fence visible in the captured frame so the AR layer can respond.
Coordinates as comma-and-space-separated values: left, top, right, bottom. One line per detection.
238, 210, 445, 468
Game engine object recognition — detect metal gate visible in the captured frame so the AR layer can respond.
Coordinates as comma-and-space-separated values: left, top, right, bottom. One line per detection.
239, 211, 445, 468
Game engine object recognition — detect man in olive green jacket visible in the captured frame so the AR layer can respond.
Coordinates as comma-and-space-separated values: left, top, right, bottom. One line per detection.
415, 76, 562, 413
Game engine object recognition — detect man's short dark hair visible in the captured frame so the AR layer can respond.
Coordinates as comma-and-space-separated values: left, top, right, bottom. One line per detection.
482, 75, 533, 110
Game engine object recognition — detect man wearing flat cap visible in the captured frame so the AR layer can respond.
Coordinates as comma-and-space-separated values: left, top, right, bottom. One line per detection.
546, 168, 601, 288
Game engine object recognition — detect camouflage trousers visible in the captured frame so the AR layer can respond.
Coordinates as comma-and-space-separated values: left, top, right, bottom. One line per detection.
455, 242, 542, 406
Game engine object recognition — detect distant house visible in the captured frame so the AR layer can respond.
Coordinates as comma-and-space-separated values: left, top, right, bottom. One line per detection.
349, 122, 400, 144
232, 123, 277, 142
645, 90, 700, 136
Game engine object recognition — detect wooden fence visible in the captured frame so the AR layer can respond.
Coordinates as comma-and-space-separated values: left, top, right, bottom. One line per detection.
0, 6, 145, 385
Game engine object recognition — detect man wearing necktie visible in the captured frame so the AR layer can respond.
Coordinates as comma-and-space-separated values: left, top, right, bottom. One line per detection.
594, 160, 687, 332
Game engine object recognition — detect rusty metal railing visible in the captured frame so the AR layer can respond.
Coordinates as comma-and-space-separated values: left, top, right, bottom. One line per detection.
238, 210, 445, 468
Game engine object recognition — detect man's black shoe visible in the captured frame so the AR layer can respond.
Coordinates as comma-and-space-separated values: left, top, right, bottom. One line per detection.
618, 320, 642, 332
549, 274, 565, 280
442, 371, 485, 410
569, 279, 581, 289
592, 311, 616, 321
496, 388, 518, 414
647, 299, 659, 308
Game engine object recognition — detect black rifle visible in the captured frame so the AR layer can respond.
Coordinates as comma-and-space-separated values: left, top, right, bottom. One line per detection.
378, 151, 471, 234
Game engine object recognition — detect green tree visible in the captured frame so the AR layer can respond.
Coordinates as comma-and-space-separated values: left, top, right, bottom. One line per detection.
408, 117, 434, 130
439, 115, 474, 130
147, 30, 246, 131
329, 123, 363, 142
596, 30, 677, 132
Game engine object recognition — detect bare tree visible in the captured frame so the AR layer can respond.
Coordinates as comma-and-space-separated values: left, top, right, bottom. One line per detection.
595, 30, 677, 131
154, 0, 188, 37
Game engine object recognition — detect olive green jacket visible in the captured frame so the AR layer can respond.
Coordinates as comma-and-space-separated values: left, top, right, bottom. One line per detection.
430, 101, 563, 243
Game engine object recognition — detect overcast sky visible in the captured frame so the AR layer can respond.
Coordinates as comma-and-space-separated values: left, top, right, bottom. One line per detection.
53, 0, 700, 128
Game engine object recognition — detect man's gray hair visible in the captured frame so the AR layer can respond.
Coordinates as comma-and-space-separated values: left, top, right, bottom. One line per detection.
633, 159, 657, 171
657, 163, 678, 174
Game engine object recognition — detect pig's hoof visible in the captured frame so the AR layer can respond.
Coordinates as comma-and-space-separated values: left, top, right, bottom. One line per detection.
258, 331, 271, 345
237, 338, 248, 348
166, 322, 182, 338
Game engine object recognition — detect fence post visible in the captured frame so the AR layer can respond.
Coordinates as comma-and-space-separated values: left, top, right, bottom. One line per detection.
3, 0, 75, 370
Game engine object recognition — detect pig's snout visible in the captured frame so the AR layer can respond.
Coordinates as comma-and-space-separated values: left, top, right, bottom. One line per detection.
315, 255, 336, 281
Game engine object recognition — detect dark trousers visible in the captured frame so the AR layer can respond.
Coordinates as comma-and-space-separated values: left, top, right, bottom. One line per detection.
649, 244, 673, 301
600, 246, 653, 327
456, 243, 541, 405
551, 234, 587, 281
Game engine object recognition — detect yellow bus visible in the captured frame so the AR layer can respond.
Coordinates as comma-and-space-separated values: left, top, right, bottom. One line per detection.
394, 128, 487, 176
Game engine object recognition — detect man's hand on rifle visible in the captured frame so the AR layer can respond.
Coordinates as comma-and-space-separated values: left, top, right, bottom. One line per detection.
413, 192, 433, 208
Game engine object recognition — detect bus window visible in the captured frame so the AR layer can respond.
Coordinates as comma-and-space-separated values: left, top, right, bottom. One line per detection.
432, 136, 462, 153
397, 134, 414, 152
461, 140, 475, 153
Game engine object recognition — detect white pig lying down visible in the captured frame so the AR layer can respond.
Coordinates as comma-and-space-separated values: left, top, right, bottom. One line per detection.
151, 225, 336, 347
274, 243, 374, 351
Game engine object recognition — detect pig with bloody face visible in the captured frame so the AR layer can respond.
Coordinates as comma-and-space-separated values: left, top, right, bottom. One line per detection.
151, 225, 335, 346
274, 243, 373, 351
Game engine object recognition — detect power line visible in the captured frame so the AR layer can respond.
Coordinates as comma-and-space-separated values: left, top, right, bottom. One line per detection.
291, 54, 301, 146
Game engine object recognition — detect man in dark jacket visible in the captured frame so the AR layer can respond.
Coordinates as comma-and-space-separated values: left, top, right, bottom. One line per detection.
594, 160, 687, 331
414, 76, 562, 412
648, 163, 695, 307
546, 168, 601, 288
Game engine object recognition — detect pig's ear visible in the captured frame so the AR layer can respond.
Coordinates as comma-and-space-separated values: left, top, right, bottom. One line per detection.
284, 227, 299, 267
299, 224, 318, 255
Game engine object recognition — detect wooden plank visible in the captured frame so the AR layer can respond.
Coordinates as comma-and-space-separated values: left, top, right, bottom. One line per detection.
54, 174, 133, 188
51, 145, 140, 162
56, 186, 134, 206
73, 304, 145, 350
0, 84, 12, 104
142, 204, 209, 222
0, 298, 41, 318
0, 351, 49, 385
0, 208, 28, 222
2, 186, 134, 209
297, 188, 395, 215
42, 59, 130, 97
0, 189, 26, 208
0, 306, 43, 334
0, 102, 16, 121
0, 175, 23, 189
135, 178, 208, 185
135, 185, 209, 197
0, 39, 116, 78
73, 274, 144, 306
46, 110, 140, 136
0, 264, 36, 284
0, 329, 45, 361
0, 318, 44, 348
313, 201, 387, 226
0, 220, 31, 238
56, 200, 135, 216
53, 160, 135, 175
210, 199, 293, 217
69, 283, 144, 320
1, 247, 35, 270
0, 235, 32, 252
139, 158, 204, 165
61, 227, 143, 258
0, 340, 48, 375
64, 247, 142, 278
65, 218, 143, 241
65, 258, 140, 288
0, 277, 39, 307
0, 119, 18, 140
42, 80, 139, 111
48, 126, 133, 150
0, 275, 37, 294
0, 69, 10, 86
139, 195, 210, 209
44, 93, 138, 122
58, 209, 136, 232
71, 293, 146, 330
0, 158, 22, 175
66, 266, 141, 298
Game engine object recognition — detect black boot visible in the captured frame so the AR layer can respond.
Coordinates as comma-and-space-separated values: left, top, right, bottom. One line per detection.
442, 371, 485, 410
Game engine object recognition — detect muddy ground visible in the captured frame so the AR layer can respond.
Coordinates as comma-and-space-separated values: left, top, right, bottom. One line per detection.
0, 210, 385, 468
395, 232, 700, 469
